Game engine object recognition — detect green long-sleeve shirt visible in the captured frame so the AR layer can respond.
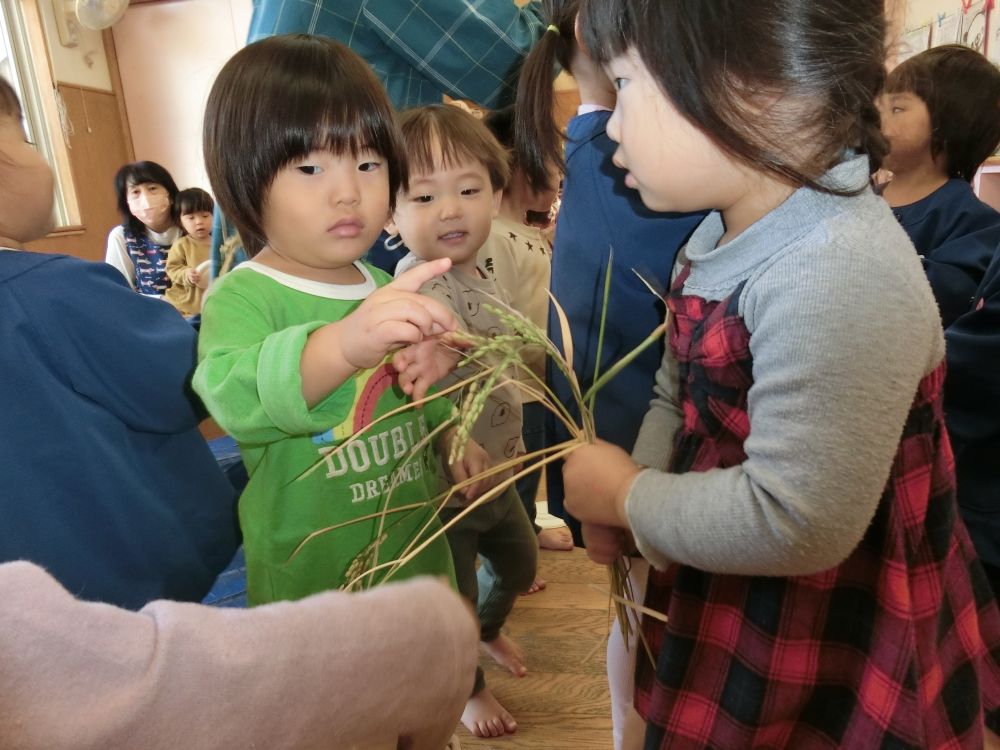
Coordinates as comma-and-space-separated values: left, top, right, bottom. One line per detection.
194, 261, 454, 604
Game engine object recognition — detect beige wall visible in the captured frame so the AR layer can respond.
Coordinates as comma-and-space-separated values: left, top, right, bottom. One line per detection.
37, 0, 113, 90
112, 0, 252, 192
905, 0, 958, 28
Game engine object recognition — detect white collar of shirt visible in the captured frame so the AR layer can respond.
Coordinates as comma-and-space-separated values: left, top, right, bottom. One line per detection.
577, 104, 613, 116
238, 260, 377, 300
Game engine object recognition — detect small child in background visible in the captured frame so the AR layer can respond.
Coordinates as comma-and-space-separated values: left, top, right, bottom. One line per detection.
480, 106, 574, 576
387, 104, 538, 739
195, 35, 489, 620
564, 0, 1000, 746
165, 187, 213, 318
878, 44, 1000, 325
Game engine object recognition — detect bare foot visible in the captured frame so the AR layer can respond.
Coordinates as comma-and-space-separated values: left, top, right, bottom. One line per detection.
521, 576, 547, 595
461, 688, 517, 738
538, 526, 574, 551
482, 633, 527, 677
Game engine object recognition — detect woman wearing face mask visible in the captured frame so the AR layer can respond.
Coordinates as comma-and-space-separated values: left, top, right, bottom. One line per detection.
105, 161, 181, 297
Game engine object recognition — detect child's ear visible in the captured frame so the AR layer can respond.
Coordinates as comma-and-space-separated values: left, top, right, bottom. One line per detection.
491, 189, 503, 218
384, 217, 399, 236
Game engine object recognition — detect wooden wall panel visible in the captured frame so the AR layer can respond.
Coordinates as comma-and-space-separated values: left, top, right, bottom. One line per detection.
26, 84, 131, 261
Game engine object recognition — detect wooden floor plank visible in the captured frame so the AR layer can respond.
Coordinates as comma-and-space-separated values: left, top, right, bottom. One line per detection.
531, 553, 609, 585
459, 547, 615, 749
511, 581, 610, 611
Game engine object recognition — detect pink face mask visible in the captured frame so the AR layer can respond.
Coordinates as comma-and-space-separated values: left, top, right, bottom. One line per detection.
127, 190, 170, 228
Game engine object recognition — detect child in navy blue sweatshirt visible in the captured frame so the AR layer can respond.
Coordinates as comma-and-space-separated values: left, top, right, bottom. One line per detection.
944, 242, 1000, 598
878, 45, 1000, 325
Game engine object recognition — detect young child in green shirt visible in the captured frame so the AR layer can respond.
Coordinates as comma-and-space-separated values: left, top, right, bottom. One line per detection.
194, 34, 489, 606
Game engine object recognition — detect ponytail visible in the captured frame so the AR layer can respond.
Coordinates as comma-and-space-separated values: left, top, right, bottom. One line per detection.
855, 98, 889, 175
514, 0, 578, 194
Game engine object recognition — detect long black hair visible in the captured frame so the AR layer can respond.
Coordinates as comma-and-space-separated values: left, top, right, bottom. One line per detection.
579, 0, 889, 193
514, 0, 578, 194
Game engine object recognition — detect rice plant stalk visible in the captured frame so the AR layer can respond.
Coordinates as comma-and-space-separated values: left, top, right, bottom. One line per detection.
292, 261, 669, 658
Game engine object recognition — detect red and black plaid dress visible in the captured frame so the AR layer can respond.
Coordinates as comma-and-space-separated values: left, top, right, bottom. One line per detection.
635, 266, 1000, 748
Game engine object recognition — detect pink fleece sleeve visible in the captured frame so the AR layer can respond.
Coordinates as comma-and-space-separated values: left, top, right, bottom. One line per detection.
0, 561, 476, 750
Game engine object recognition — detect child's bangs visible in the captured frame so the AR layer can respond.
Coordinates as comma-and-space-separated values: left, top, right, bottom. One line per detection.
884, 61, 926, 97
179, 192, 214, 214
398, 105, 510, 191
411, 124, 484, 177
578, 0, 635, 65
124, 162, 168, 188
281, 90, 398, 164
402, 116, 474, 175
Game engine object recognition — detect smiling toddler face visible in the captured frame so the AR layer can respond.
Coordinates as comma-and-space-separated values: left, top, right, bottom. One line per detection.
389, 148, 501, 275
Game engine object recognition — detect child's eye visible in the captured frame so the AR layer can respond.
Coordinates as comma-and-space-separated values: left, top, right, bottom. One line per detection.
359, 161, 381, 172
414, 195, 434, 204
461, 188, 481, 196
297, 165, 321, 175
613, 77, 628, 91
892, 106, 904, 114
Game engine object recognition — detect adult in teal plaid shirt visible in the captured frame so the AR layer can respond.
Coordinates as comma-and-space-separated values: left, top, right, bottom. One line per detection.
249, 0, 544, 110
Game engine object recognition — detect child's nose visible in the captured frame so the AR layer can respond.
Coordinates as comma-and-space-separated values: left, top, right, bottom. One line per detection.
334, 176, 361, 206
439, 196, 461, 219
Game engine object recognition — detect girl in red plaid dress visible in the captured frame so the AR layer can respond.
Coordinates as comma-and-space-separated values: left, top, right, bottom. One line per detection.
562, 1, 1000, 747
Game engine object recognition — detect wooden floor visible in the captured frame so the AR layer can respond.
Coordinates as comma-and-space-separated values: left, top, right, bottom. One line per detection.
458, 546, 615, 749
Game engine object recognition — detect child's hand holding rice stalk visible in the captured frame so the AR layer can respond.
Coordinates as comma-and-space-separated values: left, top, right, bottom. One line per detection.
293, 252, 666, 660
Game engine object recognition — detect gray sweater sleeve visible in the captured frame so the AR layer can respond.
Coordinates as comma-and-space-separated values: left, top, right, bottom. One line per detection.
630, 333, 682, 472
625, 234, 944, 576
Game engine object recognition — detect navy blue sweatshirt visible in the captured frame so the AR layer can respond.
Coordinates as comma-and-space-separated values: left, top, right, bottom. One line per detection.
891, 179, 1000, 326
0, 250, 239, 609
944, 243, 1000, 569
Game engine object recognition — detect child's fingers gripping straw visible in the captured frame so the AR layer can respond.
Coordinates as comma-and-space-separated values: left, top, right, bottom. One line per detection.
581, 523, 628, 566
438, 428, 492, 503
453, 438, 492, 502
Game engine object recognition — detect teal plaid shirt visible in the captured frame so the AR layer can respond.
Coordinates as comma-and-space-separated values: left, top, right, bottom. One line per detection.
248, 0, 544, 109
